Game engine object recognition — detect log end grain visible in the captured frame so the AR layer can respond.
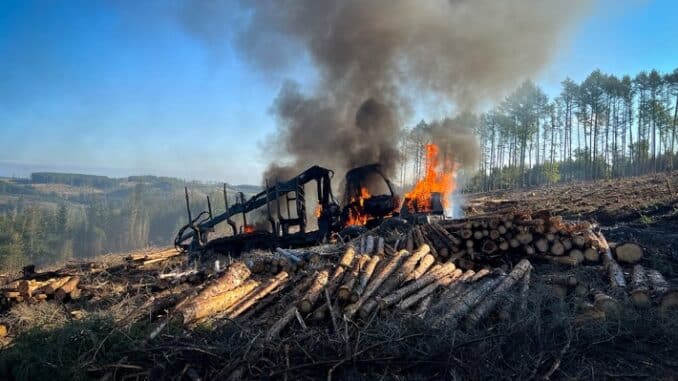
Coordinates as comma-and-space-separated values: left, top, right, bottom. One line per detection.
615, 243, 643, 264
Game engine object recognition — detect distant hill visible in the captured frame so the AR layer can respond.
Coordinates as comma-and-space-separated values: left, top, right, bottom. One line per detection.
0, 172, 261, 269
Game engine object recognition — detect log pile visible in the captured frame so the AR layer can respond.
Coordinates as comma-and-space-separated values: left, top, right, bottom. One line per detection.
1, 275, 82, 304
125, 248, 182, 268
1, 212, 675, 342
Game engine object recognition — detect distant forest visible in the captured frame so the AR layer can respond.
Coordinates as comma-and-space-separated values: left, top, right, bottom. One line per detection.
399, 68, 678, 191
0, 174, 256, 270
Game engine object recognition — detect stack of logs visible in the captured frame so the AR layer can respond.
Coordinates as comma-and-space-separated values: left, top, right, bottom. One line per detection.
395, 212, 645, 268
126, 248, 182, 268
161, 242, 536, 341
152, 211, 676, 340
2, 212, 676, 341
1, 275, 82, 304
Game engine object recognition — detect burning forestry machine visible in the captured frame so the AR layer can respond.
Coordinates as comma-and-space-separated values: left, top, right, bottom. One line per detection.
174, 164, 400, 255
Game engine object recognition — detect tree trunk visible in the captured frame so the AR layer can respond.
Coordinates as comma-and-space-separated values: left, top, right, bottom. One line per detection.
343, 250, 407, 319
630, 264, 650, 308
178, 280, 260, 323
398, 269, 463, 310
228, 271, 289, 318
298, 270, 329, 313
465, 259, 532, 328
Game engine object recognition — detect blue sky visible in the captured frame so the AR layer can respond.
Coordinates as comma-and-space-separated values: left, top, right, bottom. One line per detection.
0, 0, 676, 184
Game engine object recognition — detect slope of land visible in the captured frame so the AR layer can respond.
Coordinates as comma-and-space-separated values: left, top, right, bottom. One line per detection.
0, 173, 676, 380
0, 173, 261, 269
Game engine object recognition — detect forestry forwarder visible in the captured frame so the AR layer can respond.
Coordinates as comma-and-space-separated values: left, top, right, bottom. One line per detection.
174, 164, 399, 255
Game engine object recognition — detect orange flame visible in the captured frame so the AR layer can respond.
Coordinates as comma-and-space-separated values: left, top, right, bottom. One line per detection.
243, 225, 255, 233
314, 204, 323, 218
404, 143, 456, 212
346, 187, 371, 225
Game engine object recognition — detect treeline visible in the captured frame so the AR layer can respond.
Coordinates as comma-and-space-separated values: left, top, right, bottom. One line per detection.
399, 67, 678, 192
31, 172, 118, 189
0, 184, 190, 270
30, 172, 193, 190
0, 174, 256, 270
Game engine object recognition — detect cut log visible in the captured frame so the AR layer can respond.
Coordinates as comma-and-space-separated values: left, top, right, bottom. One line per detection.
614, 243, 643, 264
630, 264, 650, 308
19, 279, 51, 298
177, 279, 260, 323
337, 256, 366, 302
405, 254, 435, 282
432, 223, 461, 246
434, 275, 504, 329
352, 255, 381, 300
343, 250, 407, 319
535, 238, 549, 253
373, 245, 431, 297
583, 247, 600, 262
481, 240, 498, 255
196, 262, 251, 301
364, 235, 375, 255
596, 232, 626, 290
405, 230, 414, 252
4, 290, 20, 299
55, 277, 81, 301
358, 246, 433, 317
127, 248, 180, 261
470, 268, 491, 282
377, 262, 456, 309
517, 232, 533, 245
427, 269, 480, 319
646, 269, 669, 295
325, 247, 355, 298
550, 241, 566, 256
546, 250, 584, 266
42, 277, 72, 295
413, 295, 433, 317
228, 271, 289, 318
465, 259, 532, 328
573, 235, 587, 247
518, 268, 531, 315
397, 269, 462, 310
298, 270, 329, 313
376, 237, 385, 256
267, 306, 298, 341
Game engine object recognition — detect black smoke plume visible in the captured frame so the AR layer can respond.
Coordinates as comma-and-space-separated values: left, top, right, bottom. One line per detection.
181, 0, 593, 182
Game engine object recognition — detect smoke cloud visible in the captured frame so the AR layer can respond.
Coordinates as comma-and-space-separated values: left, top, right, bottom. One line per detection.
182, 0, 593, 182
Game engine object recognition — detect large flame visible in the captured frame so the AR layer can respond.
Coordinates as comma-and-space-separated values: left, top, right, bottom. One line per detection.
346, 187, 372, 225
404, 143, 457, 212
